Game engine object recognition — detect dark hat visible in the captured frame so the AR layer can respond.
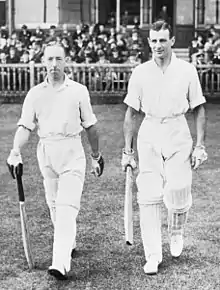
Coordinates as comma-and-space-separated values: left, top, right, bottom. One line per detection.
50, 25, 56, 29
22, 24, 28, 29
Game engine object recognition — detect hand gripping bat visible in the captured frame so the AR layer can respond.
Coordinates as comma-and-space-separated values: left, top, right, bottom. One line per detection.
15, 164, 34, 270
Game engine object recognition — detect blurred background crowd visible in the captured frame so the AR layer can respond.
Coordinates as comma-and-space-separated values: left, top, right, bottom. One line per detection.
0, 22, 145, 65
189, 25, 220, 65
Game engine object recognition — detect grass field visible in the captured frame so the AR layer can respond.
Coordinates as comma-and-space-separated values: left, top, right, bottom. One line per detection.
0, 102, 220, 290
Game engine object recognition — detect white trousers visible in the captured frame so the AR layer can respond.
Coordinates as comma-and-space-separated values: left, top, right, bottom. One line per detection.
37, 135, 86, 272
136, 115, 193, 261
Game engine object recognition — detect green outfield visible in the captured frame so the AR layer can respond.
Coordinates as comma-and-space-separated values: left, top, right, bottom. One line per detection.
0, 103, 220, 290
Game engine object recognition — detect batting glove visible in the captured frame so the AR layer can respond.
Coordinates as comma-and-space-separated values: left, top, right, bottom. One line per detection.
6, 149, 23, 179
121, 148, 137, 172
191, 145, 208, 170
91, 153, 104, 177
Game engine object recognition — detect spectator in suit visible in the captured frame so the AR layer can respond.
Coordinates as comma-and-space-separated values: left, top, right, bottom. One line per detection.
31, 26, 45, 44
109, 48, 123, 64
19, 25, 31, 48
20, 50, 30, 64
72, 24, 82, 40
7, 46, 20, 63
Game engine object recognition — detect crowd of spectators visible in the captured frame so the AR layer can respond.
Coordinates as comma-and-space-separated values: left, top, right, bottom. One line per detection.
189, 25, 220, 65
0, 22, 145, 66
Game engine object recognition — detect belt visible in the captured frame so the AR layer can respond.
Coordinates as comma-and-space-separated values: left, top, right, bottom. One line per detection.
39, 134, 81, 144
144, 114, 185, 124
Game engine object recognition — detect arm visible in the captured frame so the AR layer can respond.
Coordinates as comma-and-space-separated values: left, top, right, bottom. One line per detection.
13, 126, 31, 153
85, 124, 99, 158
193, 104, 207, 147
123, 106, 139, 153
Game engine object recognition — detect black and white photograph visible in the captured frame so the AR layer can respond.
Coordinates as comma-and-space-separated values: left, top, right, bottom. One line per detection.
0, 0, 219, 289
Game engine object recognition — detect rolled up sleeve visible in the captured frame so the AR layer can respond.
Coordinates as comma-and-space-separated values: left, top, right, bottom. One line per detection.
80, 87, 97, 128
188, 64, 206, 110
124, 66, 142, 111
17, 89, 36, 131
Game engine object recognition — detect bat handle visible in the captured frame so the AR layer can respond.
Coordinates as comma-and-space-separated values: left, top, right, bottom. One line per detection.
16, 175, 25, 202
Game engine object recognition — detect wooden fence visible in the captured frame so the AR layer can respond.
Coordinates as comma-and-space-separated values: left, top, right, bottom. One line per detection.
0, 62, 220, 103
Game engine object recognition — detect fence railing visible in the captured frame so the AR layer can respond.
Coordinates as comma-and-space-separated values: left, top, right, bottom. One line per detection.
0, 62, 220, 102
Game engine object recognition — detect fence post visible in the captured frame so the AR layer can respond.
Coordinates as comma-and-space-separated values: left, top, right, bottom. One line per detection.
29, 61, 35, 88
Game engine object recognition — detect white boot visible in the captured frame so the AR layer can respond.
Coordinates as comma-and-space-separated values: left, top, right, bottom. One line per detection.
139, 204, 162, 274
170, 234, 183, 258
144, 255, 162, 275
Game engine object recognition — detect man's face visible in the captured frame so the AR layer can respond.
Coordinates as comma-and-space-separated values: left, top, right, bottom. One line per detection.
43, 45, 65, 81
10, 49, 15, 57
148, 29, 175, 60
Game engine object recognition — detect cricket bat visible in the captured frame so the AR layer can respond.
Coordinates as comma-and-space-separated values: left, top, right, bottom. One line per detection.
124, 137, 134, 246
15, 167, 34, 270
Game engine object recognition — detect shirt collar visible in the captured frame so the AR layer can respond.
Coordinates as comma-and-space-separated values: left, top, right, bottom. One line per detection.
42, 73, 70, 89
152, 52, 178, 69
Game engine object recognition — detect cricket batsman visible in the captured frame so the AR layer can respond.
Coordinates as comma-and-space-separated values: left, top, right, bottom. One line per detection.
121, 20, 208, 275
6, 42, 104, 280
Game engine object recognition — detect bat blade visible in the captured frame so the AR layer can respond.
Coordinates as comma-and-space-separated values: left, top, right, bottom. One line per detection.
19, 202, 34, 270
124, 165, 133, 245
16, 173, 34, 270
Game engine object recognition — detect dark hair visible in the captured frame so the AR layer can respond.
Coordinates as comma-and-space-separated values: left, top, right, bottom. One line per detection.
150, 20, 173, 38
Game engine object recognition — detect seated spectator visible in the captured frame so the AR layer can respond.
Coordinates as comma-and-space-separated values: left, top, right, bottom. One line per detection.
120, 25, 130, 40
109, 49, 123, 63
212, 47, 220, 64
127, 29, 143, 51
109, 27, 116, 39
19, 24, 31, 48
7, 46, 20, 63
72, 24, 82, 40
0, 52, 7, 64
116, 33, 127, 53
195, 52, 206, 65
69, 47, 83, 63
197, 35, 204, 49
125, 50, 140, 65
96, 49, 109, 64
0, 26, 8, 40
20, 50, 30, 64
61, 37, 71, 56
189, 38, 199, 62
45, 25, 57, 43
207, 25, 220, 43
15, 41, 24, 58
31, 25, 45, 44
62, 24, 72, 39
32, 41, 43, 63
204, 36, 215, 63
97, 24, 108, 40
0, 34, 7, 51
7, 31, 19, 48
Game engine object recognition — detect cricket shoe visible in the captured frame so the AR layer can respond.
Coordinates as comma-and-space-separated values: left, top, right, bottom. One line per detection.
71, 248, 76, 259
48, 266, 68, 280
170, 234, 184, 258
143, 256, 162, 275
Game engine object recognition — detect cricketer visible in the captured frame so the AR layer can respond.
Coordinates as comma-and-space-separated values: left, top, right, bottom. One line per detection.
7, 41, 104, 280
121, 20, 208, 275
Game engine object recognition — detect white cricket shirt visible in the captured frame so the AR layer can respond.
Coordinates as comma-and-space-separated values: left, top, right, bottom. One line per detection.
17, 75, 97, 138
124, 53, 206, 118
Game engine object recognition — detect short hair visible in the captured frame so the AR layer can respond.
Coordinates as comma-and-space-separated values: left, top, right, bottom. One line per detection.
150, 20, 173, 38
43, 41, 66, 57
